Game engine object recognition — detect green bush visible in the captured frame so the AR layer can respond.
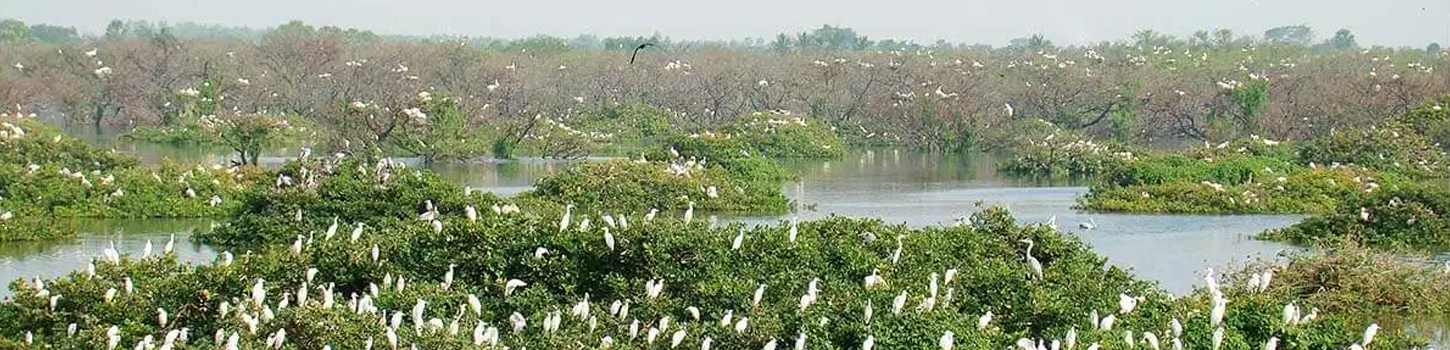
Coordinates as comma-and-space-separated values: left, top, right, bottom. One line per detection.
996, 119, 1138, 177
1388, 95, 1450, 152
694, 111, 846, 159
0, 204, 1423, 350
1296, 124, 1449, 179
0, 118, 137, 171
197, 157, 523, 249
1261, 183, 1450, 250
525, 159, 793, 214
1081, 166, 1391, 214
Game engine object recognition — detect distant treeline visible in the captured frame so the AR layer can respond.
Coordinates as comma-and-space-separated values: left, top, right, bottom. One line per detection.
0, 19, 1446, 155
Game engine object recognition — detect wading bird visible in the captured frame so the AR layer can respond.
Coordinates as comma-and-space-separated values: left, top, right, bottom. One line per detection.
630, 43, 655, 64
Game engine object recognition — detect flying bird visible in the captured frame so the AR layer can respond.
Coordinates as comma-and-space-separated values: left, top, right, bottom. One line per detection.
630, 43, 656, 64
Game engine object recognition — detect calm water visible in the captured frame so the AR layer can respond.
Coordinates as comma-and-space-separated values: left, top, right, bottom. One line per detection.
2, 148, 1301, 298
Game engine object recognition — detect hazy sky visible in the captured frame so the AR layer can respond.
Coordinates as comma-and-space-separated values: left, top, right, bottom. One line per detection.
3, 0, 1448, 47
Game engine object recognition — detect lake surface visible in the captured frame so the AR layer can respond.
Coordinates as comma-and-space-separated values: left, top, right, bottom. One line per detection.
1, 149, 1302, 298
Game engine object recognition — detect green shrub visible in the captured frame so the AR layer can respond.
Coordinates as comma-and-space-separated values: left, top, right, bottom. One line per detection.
0, 118, 137, 171
1081, 166, 1392, 214
996, 119, 1138, 177
197, 157, 522, 249
1296, 124, 1449, 179
671, 111, 845, 159
1261, 183, 1450, 250
1388, 95, 1450, 152
0, 204, 1423, 350
525, 159, 793, 214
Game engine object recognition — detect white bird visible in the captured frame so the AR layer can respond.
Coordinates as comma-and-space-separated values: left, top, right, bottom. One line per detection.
672, 328, 688, 348
572, 294, 591, 319
646, 208, 659, 221
465, 206, 477, 222
605, 227, 616, 251
325, 217, 339, 239
107, 325, 121, 350
351, 223, 364, 242
753, 284, 767, 308
763, 339, 778, 350
560, 204, 574, 232
646, 278, 665, 299
788, 216, 799, 243
684, 201, 695, 223
865, 269, 887, 289
795, 331, 807, 350
509, 312, 527, 332
1099, 314, 1116, 331
1079, 218, 1097, 230
687, 306, 701, 320
1004, 103, 1015, 117
734, 317, 750, 334
505, 279, 527, 296
863, 335, 876, 350
702, 336, 713, 350
1212, 327, 1224, 350
1020, 239, 1044, 280
978, 310, 994, 329
940, 331, 955, 350
1119, 293, 1138, 314
1363, 323, 1379, 347
1263, 337, 1279, 350
892, 290, 908, 314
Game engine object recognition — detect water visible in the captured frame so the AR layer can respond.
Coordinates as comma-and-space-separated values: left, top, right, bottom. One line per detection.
1, 150, 1298, 298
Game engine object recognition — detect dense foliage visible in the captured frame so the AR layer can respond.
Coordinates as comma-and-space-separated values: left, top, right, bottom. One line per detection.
0, 117, 264, 242
1229, 239, 1450, 315
525, 159, 793, 215
1261, 183, 1450, 250
0, 198, 1421, 350
996, 119, 1139, 177
1082, 99, 1449, 214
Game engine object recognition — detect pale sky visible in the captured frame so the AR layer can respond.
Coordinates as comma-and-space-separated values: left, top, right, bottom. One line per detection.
2, 0, 1447, 47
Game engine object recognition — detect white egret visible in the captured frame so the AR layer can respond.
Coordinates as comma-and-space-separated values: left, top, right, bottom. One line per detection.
1020, 239, 1044, 280
684, 201, 695, 223
1079, 218, 1097, 230
892, 290, 908, 314
863, 335, 876, 350
605, 227, 616, 251
1363, 323, 1379, 347
979, 310, 994, 329
672, 328, 688, 348
504, 279, 528, 296
940, 331, 955, 350
560, 204, 574, 231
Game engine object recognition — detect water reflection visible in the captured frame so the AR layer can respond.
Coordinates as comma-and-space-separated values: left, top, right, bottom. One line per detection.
0, 219, 215, 297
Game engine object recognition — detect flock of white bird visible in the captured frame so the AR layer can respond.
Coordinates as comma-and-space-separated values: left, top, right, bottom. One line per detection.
7, 180, 1387, 350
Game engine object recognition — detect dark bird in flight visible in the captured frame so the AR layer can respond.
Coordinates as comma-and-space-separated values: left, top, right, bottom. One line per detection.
630, 43, 655, 64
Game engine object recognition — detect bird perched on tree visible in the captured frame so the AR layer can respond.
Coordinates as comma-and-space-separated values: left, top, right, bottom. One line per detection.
630, 43, 655, 64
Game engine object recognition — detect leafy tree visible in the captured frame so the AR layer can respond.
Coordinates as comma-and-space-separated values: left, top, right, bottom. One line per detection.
1263, 25, 1314, 45
0, 19, 28, 42
1429, 42, 1442, 54
791, 25, 872, 50
1008, 34, 1055, 52
1321, 28, 1358, 51
104, 19, 126, 40
216, 113, 291, 166
26, 24, 79, 43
